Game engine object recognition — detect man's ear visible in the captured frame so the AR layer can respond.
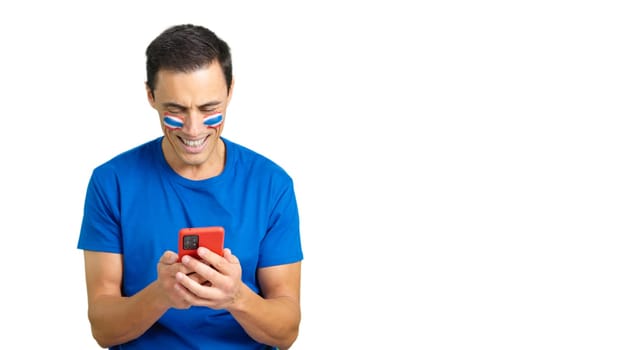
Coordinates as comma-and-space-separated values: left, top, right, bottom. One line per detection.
226, 77, 235, 104
146, 83, 156, 108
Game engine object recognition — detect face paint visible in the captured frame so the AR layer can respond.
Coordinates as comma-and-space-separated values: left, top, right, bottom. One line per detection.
163, 115, 184, 129
163, 113, 223, 130
203, 113, 223, 128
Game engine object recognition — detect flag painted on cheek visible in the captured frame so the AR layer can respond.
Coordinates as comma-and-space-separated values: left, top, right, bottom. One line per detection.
163, 115, 184, 129
163, 113, 223, 130
203, 113, 223, 128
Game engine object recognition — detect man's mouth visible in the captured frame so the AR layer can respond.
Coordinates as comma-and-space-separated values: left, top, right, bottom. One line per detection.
180, 135, 208, 148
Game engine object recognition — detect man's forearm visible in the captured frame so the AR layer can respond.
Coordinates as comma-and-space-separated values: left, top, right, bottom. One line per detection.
88, 283, 170, 348
228, 284, 301, 349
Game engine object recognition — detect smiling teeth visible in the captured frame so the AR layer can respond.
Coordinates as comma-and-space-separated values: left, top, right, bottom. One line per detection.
182, 138, 206, 147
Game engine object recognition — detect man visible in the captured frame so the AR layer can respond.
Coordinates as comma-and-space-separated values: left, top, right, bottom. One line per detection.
77, 24, 303, 350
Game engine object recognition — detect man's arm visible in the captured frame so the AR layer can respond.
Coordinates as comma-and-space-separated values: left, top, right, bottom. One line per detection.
83, 250, 188, 348
228, 262, 302, 349
176, 248, 302, 349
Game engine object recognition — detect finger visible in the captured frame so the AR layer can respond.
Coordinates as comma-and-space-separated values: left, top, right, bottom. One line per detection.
197, 247, 239, 269
193, 247, 224, 270
196, 246, 219, 262
175, 271, 218, 303
181, 252, 226, 287
172, 279, 199, 307
186, 272, 210, 285
223, 248, 240, 265
196, 247, 231, 276
159, 250, 179, 265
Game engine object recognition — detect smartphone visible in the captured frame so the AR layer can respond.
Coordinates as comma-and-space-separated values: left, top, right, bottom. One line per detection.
178, 226, 225, 262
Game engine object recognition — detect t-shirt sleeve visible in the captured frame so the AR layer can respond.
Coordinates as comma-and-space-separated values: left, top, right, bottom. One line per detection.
77, 165, 123, 254
258, 175, 304, 267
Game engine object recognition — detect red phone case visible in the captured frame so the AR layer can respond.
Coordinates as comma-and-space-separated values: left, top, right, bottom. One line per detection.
178, 226, 225, 261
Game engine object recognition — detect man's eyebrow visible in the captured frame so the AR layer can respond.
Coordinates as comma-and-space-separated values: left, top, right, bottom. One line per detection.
163, 102, 187, 110
198, 101, 221, 109
162, 101, 221, 110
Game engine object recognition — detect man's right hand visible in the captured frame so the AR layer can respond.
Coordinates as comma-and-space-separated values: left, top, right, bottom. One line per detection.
156, 250, 193, 309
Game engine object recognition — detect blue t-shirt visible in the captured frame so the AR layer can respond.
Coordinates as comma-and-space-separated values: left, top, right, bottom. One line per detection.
77, 136, 303, 350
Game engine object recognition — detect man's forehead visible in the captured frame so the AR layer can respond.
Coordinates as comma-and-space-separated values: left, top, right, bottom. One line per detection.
153, 68, 228, 99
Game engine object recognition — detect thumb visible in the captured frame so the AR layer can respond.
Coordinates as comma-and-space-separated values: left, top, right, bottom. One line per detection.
160, 250, 179, 265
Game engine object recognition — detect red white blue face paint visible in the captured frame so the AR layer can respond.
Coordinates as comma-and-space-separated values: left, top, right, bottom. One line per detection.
202, 113, 223, 128
163, 113, 224, 130
163, 114, 184, 129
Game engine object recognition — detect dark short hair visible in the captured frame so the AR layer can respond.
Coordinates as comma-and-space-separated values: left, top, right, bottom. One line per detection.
145, 24, 233, 94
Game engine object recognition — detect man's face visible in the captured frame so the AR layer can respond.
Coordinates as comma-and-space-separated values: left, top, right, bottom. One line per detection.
148, 63, 232, 177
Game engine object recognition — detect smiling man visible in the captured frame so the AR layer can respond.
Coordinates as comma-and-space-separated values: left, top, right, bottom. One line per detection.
153, 62, 230, 180
77, 24, 303, 350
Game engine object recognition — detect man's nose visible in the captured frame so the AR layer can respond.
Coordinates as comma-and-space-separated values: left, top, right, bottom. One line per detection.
182, 112, 206, 136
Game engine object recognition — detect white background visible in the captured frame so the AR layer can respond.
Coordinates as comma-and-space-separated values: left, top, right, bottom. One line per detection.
0, 1, 621, 349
